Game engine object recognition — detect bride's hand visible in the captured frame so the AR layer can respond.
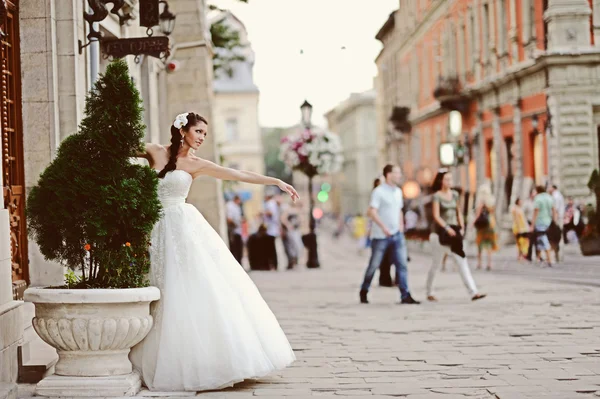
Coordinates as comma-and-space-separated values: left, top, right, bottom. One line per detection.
277, 180, 300, 202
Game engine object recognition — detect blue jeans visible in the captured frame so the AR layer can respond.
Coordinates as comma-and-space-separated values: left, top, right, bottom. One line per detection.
360, 232, 410, 299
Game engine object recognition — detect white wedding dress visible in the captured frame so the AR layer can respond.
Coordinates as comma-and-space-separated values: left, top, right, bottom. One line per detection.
129, 169, 295, 391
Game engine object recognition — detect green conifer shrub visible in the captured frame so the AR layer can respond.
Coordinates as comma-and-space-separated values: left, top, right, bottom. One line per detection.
26, 59, 162, 288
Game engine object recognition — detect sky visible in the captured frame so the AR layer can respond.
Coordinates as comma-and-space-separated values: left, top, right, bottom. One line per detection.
209, 0, 398, 128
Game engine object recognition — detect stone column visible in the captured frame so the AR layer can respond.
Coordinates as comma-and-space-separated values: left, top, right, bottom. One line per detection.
472, 0, 482, 80
509, 0, 519, 62
522, 0, 537, 58
20, 0, 66, 287
594, 0, 600, 45
495, 0, 507, 71
492, 106, 505, 215
544, 0, 592, 53
167, 0, 226, 237
511, 99, 524, 203
488, 0, 497, 74
475, 110, 485, 189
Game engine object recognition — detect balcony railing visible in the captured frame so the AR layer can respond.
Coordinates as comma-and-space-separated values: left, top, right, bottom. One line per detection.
433, 75, 471, 113
389, 106, 412, 134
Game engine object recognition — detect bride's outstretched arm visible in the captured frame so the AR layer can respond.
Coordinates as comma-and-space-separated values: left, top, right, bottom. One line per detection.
193, 159, 300, 201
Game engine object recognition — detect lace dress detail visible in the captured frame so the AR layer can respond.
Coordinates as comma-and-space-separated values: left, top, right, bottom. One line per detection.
129, 170, 295, 392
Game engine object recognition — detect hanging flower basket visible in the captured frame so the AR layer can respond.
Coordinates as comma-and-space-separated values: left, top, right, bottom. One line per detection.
279, 127, 343, 178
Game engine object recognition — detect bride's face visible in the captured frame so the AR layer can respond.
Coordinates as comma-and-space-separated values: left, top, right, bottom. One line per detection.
183, 121, 208, 150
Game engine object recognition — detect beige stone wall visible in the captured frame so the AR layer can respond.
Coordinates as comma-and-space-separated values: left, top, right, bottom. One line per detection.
20, 0, 72, 287
167, 0, 226, 237
326, 94, 378, 217
213, 92, 265, 222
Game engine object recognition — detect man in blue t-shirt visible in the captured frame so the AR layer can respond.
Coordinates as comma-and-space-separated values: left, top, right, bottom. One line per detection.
528, 185, 557, 266
359, 164, 419, 305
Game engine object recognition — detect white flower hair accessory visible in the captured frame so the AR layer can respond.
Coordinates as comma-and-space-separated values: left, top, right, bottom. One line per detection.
173, 113, 189, 129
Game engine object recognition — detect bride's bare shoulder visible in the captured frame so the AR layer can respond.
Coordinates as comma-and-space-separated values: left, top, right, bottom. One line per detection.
188, 155, 212, 168
187, 155, 218, 176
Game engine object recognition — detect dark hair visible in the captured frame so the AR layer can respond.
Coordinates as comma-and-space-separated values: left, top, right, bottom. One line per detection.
158, 112, 208, 178
372, 178, 381, 190
383, 164, 396, 178
233, 195, 241, 202
552, 184, 558, 190
515, 197, 521, 206
535, 185, 546, 194
431, 168, 449, 193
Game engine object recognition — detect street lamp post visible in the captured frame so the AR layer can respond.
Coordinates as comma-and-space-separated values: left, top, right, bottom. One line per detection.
300, 100, 320, 268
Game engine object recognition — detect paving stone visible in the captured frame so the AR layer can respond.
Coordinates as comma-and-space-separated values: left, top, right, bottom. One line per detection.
23, 235, 600, 398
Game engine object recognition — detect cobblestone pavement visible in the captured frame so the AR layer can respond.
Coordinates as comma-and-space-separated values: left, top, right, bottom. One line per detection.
18, 234, 600, 399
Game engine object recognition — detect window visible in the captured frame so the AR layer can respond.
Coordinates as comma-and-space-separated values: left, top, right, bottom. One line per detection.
423, 45, 430, 100
469, 10, 476, 72
459, 21, 466, 79
522, 0, 535, 47
225, 117, 239, 141
498, 0, 507, 56
483, 4, 490, 61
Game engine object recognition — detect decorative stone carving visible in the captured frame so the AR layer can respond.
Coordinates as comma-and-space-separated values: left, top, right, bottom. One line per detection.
520, 71, 546, 97
24, 287, 160, 396
33, 316, 152, 376
544, 0, 592, 52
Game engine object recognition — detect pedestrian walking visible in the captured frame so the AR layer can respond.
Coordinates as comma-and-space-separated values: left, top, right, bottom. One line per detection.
359, 165, 419, 304
524, 189, 543, 263
473, 183, 498, 271
548, 184, 565, 262
281, 198, 303, 269
264, 192, 282, 270
225, 195, 244, 264
511, 198, 530, 261
426, 169, 486, 302
369, 177, 397, 287
563, 198, 584, 243
352, 213, 368, 254
530, 185, 557, 267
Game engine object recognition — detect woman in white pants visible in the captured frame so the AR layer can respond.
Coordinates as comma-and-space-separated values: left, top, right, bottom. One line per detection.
426, 169, 486, 302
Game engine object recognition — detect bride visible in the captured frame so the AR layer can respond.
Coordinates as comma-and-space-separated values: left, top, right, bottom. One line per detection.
130, 112, 297, 391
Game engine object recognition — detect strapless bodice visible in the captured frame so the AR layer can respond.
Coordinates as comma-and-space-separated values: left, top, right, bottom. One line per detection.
156, 169, 193, 208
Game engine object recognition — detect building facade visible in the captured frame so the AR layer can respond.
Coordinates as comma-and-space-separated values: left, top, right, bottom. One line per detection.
210, 10, 265, 221
1, 0, 221, 391
325, 90, 379, 217
375, 0, 600, 225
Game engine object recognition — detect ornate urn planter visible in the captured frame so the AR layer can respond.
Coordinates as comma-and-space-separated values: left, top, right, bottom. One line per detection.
24, 287, 160, 397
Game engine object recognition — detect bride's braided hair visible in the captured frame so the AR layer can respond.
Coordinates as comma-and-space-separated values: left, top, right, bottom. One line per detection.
158, 112, 207, 178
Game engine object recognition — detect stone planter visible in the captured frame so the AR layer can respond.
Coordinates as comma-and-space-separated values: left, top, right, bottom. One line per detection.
580, 237, 600, 256
24, 287, 160, 397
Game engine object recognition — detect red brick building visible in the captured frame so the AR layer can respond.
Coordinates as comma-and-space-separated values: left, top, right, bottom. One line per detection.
375, 0, 600, 219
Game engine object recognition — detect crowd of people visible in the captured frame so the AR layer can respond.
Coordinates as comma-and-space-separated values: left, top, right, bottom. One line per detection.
510, 184, 584, 267
225, 191, 305, 271
349, 163, 589, 304
225, 165, 588, 303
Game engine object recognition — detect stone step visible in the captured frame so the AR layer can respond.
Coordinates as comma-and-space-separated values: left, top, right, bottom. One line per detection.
0, 383, 16, 399
17, 303, 57, 384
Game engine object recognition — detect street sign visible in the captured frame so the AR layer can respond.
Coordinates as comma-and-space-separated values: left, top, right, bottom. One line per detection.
139, 0, 160, 28
102, 36, 170, 60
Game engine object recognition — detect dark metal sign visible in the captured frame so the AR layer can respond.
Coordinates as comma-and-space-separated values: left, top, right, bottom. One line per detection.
102, 36, 170, 59
139, 0, 159, 28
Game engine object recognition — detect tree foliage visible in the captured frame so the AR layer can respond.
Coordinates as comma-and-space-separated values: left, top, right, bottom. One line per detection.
26, 60, 162, 288
209, 0, 249, 77
262, 128, 293, 184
